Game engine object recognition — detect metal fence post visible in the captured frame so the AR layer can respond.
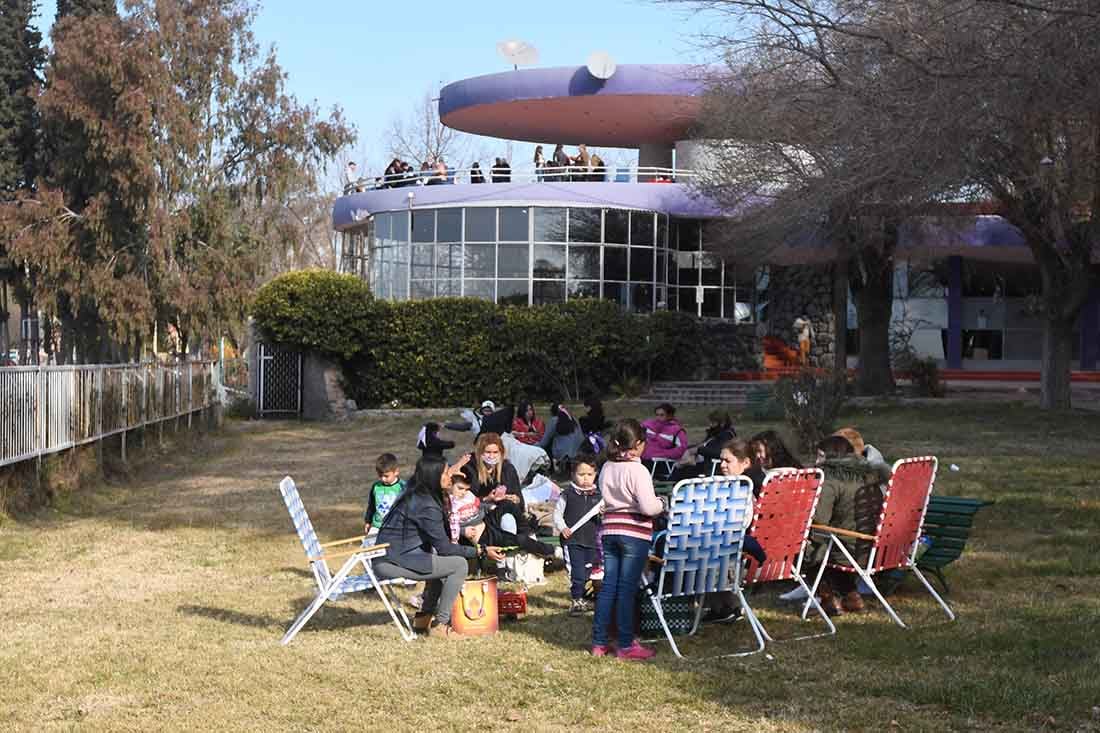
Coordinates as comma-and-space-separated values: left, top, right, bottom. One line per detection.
121, 368, 127, 464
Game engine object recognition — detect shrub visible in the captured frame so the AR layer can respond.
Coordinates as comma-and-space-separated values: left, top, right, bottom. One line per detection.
908, 356, 946, 397
251, 270, 375, 360
251, 274, 717, 407
773, 369, 849, 451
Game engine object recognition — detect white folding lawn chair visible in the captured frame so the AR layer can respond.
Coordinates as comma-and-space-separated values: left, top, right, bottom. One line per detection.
805, 457, 955, 628
278, 476, 415, 644
643, 475, 761, 659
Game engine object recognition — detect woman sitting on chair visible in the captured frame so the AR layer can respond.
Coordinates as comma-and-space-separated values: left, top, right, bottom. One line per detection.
374, 454, 505, 638
666, 410, 737, 483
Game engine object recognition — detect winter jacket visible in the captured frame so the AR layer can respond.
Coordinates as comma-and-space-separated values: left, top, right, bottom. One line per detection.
376, 488, 476, 575
553, 483, 602, 547
809, 456, 891, 566
696, 426, 737, 463
641, 417, 688, 461
511, 416, 546, 445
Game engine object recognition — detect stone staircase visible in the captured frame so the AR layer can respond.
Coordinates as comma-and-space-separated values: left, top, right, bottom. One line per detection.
637, 381, 770, 406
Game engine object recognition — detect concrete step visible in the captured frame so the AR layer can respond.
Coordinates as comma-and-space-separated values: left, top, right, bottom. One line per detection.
641, 381, 773, 406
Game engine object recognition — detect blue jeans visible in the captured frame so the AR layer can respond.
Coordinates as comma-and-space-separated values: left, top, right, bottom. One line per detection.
591, 533, 650, 649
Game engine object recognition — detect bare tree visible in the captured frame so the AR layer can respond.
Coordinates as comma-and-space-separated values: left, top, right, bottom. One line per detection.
387, 90, 464, 167
671, 0, 1100, 407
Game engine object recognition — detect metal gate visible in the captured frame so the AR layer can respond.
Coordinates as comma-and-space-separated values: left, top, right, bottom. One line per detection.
257, 343, 302, 417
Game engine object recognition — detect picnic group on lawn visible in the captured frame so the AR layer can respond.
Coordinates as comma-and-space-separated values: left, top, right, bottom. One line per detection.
357, 396, 894, 658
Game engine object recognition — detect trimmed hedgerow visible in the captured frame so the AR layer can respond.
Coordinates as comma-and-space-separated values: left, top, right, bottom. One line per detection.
251, 270, 709, 407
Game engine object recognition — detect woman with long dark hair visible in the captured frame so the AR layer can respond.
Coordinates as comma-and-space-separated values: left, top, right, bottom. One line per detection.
375, 454, 504, 638
749, 429, 802, 470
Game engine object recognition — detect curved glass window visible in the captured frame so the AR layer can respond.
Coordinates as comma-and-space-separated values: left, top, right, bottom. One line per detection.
361, 204, 754, 319
499, 207, 530, 242
569, 208, 601, 243
466, 208, 495, 242
605, 209, 629, 244
534, 207, 566, 242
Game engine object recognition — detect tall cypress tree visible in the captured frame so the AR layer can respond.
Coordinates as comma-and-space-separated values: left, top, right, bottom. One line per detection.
56, 0, 117, 19
0, 0, 44, 194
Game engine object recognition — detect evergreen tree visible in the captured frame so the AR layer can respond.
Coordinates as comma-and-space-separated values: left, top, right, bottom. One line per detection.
56, 0, 116, 19
0, 0, 44, 193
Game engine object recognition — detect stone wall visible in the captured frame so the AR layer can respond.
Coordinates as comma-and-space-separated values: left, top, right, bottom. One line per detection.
767, 264, 837, 368
693, 320, 760, 377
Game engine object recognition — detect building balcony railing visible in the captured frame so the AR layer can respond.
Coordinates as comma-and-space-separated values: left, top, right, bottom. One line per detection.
342, 165, 698, 194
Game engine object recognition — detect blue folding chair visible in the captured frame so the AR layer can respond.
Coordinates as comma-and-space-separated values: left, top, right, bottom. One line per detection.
278, 476, 415, 644
643, 475, 763, 658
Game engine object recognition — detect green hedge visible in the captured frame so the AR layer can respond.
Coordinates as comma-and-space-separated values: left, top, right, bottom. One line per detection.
251, 270, 708, 407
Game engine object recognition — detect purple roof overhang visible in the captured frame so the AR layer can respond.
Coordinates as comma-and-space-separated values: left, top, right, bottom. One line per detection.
438, 64, 707, 146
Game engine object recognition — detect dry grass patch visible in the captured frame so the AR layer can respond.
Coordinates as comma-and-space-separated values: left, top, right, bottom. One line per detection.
1, 403, 1098, 731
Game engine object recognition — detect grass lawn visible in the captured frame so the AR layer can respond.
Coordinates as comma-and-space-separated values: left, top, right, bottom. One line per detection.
1, 400, 1099, 732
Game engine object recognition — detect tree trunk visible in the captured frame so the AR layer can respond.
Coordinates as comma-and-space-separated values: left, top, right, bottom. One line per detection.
832, 259, 848, 373
853, 253, 896, 395
1039, 315, 1074, 409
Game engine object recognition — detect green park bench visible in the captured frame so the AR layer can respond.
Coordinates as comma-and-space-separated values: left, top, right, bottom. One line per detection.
917, 495, 992, 594
745, 385, 783, 420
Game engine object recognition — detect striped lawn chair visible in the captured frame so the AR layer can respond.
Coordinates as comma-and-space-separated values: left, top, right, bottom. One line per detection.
741, 468, 836, 644
643, 475, 759, 659
807, 457, 955, 628
278, 476, 415, 644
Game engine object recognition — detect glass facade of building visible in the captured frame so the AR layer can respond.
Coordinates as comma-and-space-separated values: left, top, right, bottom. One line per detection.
349, 204, 760, 320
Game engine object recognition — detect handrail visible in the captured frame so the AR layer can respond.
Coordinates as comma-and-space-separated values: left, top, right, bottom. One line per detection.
342, 165, 699, 194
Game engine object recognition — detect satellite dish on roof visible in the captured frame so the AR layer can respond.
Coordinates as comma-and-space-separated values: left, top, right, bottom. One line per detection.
497, 39, 540, 69
586, 51, 617, 80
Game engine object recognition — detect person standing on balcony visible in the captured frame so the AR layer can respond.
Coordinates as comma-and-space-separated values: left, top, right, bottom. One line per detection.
573, 144, 591, 182
590, 153, 606, 182
343, 161, 361, 192
551, 143, 570, 181
470, 161, 485, 183
533, 145, 546, 181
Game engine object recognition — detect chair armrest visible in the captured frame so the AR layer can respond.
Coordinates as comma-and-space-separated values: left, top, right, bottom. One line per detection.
321, 535, 368, 549
308, 543, 389, 562
810, 524, 876, 542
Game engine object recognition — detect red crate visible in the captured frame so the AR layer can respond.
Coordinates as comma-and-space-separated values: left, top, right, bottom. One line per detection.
498, 589, 528, 616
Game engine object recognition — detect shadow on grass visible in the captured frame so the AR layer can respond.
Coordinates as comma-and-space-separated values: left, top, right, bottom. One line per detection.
178, 598, 399, 635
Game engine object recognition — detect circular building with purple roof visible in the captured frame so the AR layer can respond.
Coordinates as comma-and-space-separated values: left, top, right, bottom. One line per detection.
333, 63, 1100, 371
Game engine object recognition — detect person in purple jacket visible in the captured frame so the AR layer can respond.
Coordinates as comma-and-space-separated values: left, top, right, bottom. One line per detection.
640, 403, 688, 480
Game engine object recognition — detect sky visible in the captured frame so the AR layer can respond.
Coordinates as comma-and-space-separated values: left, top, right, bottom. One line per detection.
31, 0, 725, 184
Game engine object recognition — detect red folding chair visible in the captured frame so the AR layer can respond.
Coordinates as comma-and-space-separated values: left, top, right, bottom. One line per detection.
806, 456, 955, 628
740, 468, 836, 644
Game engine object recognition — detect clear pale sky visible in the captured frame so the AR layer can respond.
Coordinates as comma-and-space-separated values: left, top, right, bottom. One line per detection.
32, 0, 725, 182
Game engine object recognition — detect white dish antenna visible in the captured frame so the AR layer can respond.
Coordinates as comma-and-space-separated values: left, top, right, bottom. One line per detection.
586, 51, 617, 80
497, 39, 540, 69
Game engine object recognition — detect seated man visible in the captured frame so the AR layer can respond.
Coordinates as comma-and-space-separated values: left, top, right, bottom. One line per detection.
806, 435, 891, 616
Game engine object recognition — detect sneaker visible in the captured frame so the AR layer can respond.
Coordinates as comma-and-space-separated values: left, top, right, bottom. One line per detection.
616, 642, 656, 661
841, 590, 865, 613
590, 645, 610, 657
779, 585, 810, 603
703, 605, 741, 623
817, 592, 843, 617
429, 623, 467, 640
569, 599, 590, 616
